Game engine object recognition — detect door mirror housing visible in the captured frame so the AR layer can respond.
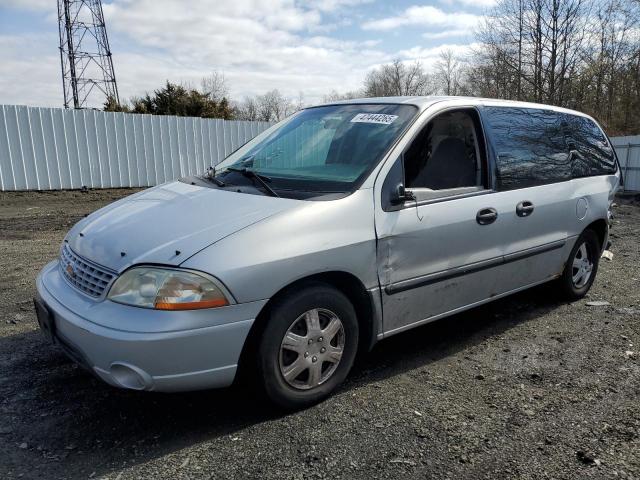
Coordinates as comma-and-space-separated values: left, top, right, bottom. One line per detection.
382, 157, 415, 211
390, 184, 412, 205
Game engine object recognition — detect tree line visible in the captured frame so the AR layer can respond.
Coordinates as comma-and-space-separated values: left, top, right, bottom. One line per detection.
104, 72, 302, 123
105, 0, 640, 135
469, 0, 640, 135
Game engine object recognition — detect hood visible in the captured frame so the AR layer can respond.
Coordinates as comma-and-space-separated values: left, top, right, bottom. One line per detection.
65, 181, 299, 272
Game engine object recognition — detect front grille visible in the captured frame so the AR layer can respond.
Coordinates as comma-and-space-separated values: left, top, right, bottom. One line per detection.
59, 244, 116, 298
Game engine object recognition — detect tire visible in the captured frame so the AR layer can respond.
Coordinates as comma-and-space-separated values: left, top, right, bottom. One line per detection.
255, 282, 359, 410
558, 229, 601, 300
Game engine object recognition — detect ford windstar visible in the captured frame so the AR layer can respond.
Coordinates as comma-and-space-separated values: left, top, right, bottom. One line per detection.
35, 96, 621, 408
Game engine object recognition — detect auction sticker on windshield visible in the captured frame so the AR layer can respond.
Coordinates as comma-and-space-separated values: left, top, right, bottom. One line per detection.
350, 113, 398, 125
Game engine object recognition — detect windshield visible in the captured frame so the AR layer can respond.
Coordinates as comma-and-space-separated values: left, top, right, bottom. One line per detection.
214, 103, 417, 198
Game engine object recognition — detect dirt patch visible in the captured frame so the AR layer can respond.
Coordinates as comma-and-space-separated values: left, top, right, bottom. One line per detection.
0, 188, 639, 480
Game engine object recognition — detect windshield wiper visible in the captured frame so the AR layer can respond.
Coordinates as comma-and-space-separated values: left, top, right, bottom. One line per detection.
203, 166, 226, 187
226, 167, 279, 197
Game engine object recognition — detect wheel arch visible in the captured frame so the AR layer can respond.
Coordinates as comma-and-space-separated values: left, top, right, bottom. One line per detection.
585, 218, 608, 251
235, 271, 379, 383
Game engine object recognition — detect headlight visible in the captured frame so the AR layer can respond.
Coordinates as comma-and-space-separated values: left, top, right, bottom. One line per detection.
107, 267, 230, 310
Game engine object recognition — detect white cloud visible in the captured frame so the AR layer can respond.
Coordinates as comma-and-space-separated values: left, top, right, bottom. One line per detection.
0, 0, 394, 107
362, 5, 482, 31
0, 0, 53, 11
0, 34, 60, 107
439, 0, 497, 7
422, 30, 469, 40
0, 0, 482, 108
96, 0, 390, 104
305, 0, 374, 12
398, 42, 481, 68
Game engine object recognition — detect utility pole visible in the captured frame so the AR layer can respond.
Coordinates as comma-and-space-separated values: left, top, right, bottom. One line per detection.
57, 0, 120, 109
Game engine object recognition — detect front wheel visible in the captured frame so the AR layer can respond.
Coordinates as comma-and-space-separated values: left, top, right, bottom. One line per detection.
558, 229, 601, 300
255, 283, 359, 410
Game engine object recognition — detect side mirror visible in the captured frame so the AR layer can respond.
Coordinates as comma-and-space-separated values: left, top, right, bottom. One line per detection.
381, 158, 413, 211
390, 184, 412, 205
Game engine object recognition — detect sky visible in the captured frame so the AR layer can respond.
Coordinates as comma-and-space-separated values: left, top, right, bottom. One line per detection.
0, 0, 495, 109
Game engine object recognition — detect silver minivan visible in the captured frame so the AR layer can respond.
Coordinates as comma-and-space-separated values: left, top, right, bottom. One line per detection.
35, 96, 621, 408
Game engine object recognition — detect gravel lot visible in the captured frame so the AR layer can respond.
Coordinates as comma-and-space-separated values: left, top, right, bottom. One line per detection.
1, 189, 639, 480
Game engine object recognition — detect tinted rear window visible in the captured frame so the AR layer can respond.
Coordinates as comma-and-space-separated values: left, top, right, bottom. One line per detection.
563, 114, 617, 177
482, 107, 571, 190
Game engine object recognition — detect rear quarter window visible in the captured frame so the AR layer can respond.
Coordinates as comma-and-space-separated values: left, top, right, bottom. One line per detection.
563, 114, 617, 177
482, 107, 571, 191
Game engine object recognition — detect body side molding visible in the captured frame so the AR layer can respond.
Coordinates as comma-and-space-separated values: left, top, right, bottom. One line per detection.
384, 239, 566, 295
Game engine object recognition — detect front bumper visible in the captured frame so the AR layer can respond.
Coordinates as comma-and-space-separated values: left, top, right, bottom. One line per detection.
35, 261, 267, 392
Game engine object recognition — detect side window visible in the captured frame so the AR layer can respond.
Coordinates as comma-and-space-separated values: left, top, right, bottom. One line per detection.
563, 114, 617, 177
404, 109, 484, 193
483, 107, 570, 191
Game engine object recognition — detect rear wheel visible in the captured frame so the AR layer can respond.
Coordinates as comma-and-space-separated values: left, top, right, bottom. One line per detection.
558, 229, 600, 300
255, 283, 358, 409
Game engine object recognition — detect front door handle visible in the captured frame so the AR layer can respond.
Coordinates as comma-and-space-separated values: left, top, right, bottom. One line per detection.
516, 200, 535, 217
476, 207, 498, 225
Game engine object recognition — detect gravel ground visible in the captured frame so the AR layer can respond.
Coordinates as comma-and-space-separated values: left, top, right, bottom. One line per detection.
0, 189, 639, 480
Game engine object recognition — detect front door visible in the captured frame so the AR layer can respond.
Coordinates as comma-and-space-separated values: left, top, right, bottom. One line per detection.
376, 189, 517, 335
375, 107, 512, 335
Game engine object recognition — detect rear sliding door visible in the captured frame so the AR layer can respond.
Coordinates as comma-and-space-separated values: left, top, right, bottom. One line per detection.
480, 106, 574, 292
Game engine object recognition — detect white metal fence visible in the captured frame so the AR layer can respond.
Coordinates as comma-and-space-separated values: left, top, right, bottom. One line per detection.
0, 104, 638, 192
0, 105, 272, 191
611, 135, 640, 193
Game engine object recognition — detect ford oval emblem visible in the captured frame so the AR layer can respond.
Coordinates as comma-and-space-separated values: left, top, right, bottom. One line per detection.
66, 264, 76, 278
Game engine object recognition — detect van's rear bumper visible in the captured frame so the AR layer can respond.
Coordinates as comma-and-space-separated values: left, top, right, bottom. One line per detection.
35, 261, 266, 392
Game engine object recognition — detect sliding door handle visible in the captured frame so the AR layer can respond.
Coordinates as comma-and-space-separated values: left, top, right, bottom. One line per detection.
516, 201, 535, 217
476, 208, 498, 225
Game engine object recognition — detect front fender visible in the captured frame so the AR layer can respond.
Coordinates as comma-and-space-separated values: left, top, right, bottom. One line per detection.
180, 189, 379, 304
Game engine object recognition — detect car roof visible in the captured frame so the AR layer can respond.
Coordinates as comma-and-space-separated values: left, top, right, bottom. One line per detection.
315, 96, 448, 108
315, 95, 591, 119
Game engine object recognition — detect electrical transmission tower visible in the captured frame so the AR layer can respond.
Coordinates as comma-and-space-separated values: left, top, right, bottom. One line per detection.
57, 0, 120, 109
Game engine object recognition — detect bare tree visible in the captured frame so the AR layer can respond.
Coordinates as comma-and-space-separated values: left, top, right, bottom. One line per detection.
234, 96, 259, 121
363, 60, 435, 97
472, 0, 589, 103
200, 72, 229, 102
584, 0, 639, 126
235, 89, 298, 122
257, 89, 295, 121
322, 90, 363, 102
466, 0, 640, 134
435, 49, 462, 96
293, 91, 305, 112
